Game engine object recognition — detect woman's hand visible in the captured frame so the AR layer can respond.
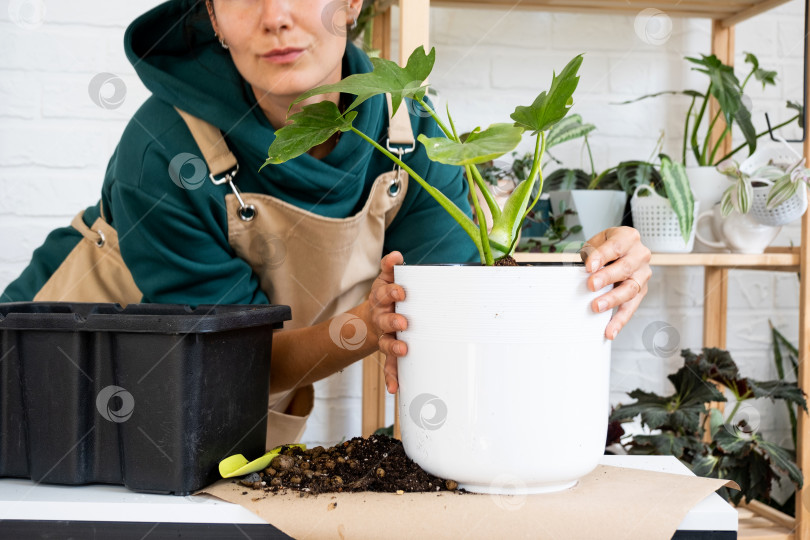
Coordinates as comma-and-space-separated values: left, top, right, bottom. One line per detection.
579, 226, 652, 340
368, 251, 408, 394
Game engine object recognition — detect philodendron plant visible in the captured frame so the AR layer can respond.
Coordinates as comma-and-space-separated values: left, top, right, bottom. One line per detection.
263, 47, 583, 266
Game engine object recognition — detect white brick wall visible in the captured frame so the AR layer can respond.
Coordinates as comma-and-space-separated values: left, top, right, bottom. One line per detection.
0, 0, 804, 450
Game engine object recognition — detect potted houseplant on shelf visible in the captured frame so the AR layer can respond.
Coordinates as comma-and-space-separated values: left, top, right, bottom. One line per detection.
630, 154, 698, 253
622, 52, 800, 212
538, 116, 629, 242
609, 346, 806, 510
264, 48, 613, 494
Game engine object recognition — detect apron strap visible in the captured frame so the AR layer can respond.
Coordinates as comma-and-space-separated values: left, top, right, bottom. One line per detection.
175, 95, 415, 175
386, 94, 415, 146
174, 107, 238, 177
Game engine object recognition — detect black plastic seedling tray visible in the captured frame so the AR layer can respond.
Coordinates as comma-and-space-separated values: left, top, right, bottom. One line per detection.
0, 302, 290, 495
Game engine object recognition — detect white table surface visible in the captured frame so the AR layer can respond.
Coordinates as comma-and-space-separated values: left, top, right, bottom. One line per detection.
0, 455, 737, 532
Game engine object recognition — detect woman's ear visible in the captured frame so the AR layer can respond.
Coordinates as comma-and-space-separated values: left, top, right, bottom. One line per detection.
205, 0, 220, 37
347, 0, 365, 25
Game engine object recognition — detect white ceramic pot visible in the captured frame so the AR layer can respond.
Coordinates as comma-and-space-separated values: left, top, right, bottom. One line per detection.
686, 166, 728, 210
394, 264, 612, 495
739, 144, 809, 227
695, 205, 782, 254
548, 190, 628, 241
630, 185, 699, 253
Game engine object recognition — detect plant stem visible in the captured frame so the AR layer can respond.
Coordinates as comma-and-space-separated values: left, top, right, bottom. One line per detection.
725, 399, 744, 425
701, 111, 723, 164
351, 126, 483, 254
708, 126, 731, 165
465, 165, 494, 265
716, 115, 801, 163
692, 83, 712, 165
683, 96, 696, 165
521, 132, 547, 223
585, 134, 596, 179
415, 97, 455, 141
469, 165, 502, 220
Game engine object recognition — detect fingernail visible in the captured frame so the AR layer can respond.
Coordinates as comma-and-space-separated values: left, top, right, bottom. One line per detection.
597, 300, 608, 312
593, 278, 603, 290
612, 329, 618, 340
395, 344, 404, 355
579, 246, 594, 264
590, 260, 599, 273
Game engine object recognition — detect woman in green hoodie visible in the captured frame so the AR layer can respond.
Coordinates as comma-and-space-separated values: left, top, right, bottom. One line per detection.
2, 0, 651, 444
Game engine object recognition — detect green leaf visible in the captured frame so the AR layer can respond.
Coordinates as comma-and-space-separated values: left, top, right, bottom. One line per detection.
787, 100, 804, 129
732, 175, 753, 214
511, 54, 583, 133
691, 453, 721, 477
609, 392, 672, 430
720, 186, 735, 217
659, 154, 695, 242
632, 433, 688, 458
546, 114, 596, 148
541, 168, 591, 194
746, 51, 777, 89
714, 427, 751, 454
709, 408, 725, 439
293, 46, 435, 115
687, 54, 757, 156
263, 101, 357, 166
747, 379, 808, 411
488, 176, 536, 253
613, 89, 704, 105
758, 438, 804, 488
766, 176, 800, 209
417, 123, 524, 166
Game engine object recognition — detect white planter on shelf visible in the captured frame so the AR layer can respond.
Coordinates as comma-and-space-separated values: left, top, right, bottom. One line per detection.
740, 144, 809, 226
394, 264, 612, 495
631, 185, 699, 253
549, 190, 627, 241
686, 166, 727, 210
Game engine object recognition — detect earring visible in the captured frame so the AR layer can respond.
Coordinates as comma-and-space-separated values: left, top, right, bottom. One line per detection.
214, 31, 229, 49
349, 18, 357, 30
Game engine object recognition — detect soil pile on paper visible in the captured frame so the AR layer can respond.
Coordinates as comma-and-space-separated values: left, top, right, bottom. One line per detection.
237, 435, 461, 495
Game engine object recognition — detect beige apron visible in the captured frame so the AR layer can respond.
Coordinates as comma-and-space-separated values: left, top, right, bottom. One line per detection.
176, 99, 413, 450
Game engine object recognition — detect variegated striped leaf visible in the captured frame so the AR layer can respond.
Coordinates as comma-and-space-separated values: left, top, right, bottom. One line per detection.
766, 177, 800, 209
733, 177, 752, 214
721, 187, 735, 217
660, 155, 695, 242
546, 114, 596, 148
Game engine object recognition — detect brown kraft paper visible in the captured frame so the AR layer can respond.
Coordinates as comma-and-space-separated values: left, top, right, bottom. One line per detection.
197, 464, 738, 540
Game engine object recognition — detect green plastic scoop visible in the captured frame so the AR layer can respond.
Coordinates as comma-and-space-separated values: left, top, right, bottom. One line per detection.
219, 444, 306, 478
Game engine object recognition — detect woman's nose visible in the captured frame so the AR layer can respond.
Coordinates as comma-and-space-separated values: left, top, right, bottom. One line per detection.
259, 0, 294, 34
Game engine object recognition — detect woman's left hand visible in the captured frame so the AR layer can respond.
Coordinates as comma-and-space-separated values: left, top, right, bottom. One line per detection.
579, 226, 652, 340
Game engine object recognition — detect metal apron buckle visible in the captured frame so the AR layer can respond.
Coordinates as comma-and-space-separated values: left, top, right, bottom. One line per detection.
209, 163, 256, 221
385, 139, 415, 198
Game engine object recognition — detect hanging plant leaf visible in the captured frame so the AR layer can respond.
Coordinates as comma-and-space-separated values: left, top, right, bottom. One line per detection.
546, 114, 596, 148
511, 54, 583, 134
418, 123, 524, 166
263, 101, 357, 166
541, 168, 591, 194
293, 46, 435, 115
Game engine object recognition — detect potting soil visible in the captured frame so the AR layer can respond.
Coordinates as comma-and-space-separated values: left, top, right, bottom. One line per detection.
236, 435, 460, 495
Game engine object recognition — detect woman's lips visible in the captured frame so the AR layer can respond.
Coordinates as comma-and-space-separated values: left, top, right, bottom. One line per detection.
262, 48, 305, 64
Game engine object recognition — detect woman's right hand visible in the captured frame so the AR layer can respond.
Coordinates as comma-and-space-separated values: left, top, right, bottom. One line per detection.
368, 251, 408, 394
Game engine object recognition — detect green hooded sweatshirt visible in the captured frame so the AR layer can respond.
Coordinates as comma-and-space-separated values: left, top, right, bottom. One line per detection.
2, 0, 477, 306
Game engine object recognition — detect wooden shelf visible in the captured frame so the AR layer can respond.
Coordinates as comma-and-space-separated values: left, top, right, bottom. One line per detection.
425, 0, 792, 27
514, 247, 801, 271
